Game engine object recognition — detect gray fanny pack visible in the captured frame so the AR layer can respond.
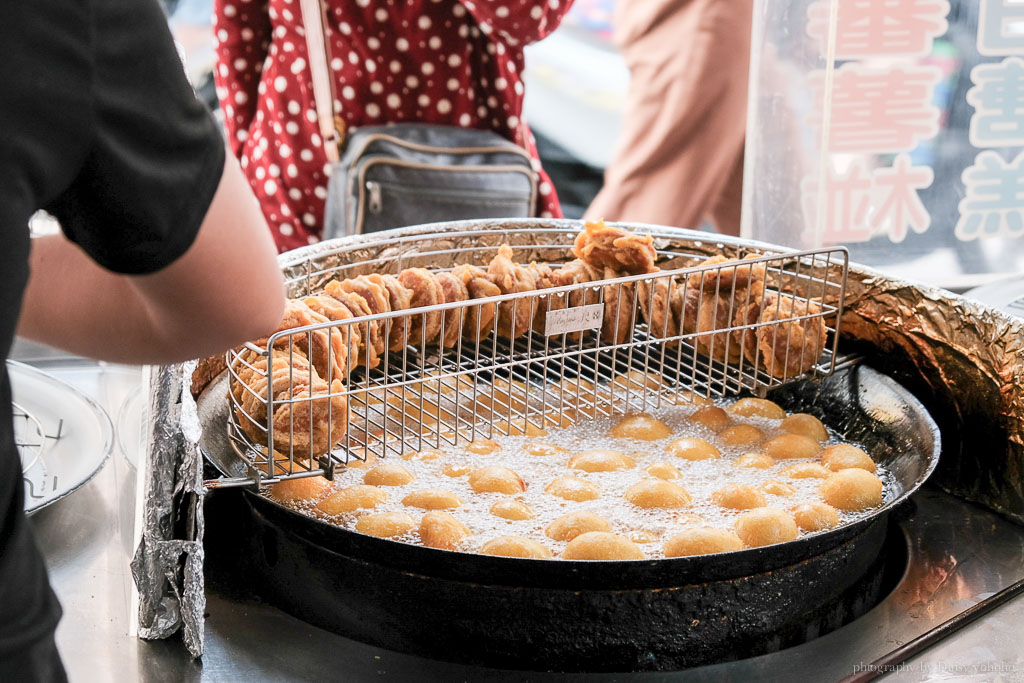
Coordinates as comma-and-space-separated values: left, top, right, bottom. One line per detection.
323, 123, 539, 239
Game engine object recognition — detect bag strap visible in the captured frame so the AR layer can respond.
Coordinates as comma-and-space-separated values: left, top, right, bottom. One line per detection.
298, 0, 343, 162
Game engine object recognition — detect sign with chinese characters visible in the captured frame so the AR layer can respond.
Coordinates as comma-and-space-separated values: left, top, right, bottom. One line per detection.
743, 0, 1024, 287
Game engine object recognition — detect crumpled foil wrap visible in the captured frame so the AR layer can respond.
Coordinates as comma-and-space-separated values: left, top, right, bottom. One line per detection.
177, 218, 1023, 654
131, 361, 206, 658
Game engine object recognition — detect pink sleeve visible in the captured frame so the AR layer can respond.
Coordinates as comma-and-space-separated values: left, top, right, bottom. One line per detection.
460, 0, 575, 46
213, 0, 271, 156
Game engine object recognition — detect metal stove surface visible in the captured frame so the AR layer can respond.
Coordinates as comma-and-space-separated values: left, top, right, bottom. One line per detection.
20, 354, 1024, 682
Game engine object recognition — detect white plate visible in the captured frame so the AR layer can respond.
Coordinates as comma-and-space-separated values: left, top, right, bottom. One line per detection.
9, 360, 114, 514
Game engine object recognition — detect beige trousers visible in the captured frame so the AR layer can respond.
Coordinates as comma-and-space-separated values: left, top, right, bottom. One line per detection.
584, 0, 753, 236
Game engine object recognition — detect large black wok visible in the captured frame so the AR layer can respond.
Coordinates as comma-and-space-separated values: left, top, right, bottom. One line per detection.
198, 363, 939, 672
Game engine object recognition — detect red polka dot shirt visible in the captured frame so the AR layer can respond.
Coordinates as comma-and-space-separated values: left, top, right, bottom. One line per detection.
213, 0, 569, 252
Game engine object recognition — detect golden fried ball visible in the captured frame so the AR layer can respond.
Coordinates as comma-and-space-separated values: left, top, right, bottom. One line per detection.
524, 442, 569, 457
667, 437, 721, 461
645, 462, 683, 480
688, 405, 731, 431
490, 499, 535, 520
562, 532, 646, 560
441, 463, 472, 478
315, 485, 387, 516
735, 452, 775, 469
544, 510, 613, 541
675, 392, 714, 407
760, 479, 797, 496
664, 528, 745, 557
355, 511, 417, 538
608, 414, 673, 441
401, 488, 463, 510
762, 433, 823, 460
819, 469, 884, 511
269, 475, 333, 504
711, 483, 767, 510
821, 444, 877, 473
734, 508, 800, 547
718, 424, 766, 447
402, 448, 442, 462
780, 413, 829, 443
468, 466, 526, 494
780, 463, 832, 479
568, 449, 637, 472
545, 476, 601, 502
624, 479, 692, 509
728, 398, 787, 420
480, 536, 553, 559
362, 463, 415, 486
465, 439, 501, 455
791, 503, 840, 532
419, 511, 471, 550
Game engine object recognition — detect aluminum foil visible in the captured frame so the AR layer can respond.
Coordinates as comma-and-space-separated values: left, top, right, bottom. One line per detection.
131, 361, 206, 658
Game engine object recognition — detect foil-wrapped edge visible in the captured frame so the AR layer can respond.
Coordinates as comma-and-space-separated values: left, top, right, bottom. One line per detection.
131, 361, 206, 658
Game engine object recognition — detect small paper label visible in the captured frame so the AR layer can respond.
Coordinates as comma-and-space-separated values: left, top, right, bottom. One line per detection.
545, 303, 604, 336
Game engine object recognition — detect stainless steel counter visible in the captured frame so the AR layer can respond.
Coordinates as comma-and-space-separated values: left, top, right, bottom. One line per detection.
23, 358, 1024, 682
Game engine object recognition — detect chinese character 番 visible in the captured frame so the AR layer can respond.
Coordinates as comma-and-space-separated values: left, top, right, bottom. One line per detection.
955, 151, 1024, 240
871, 154, 934, 242
967, 57, 1024, 147
978, 0, 1024, 56
807, 0, 949, 58
813, 64, 941, 153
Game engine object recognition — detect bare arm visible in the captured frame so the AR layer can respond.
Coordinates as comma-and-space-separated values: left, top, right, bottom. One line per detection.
17, 149, 286, 364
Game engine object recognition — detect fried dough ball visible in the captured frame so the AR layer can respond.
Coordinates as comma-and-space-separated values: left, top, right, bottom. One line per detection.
465, 439, 501, 455
625, 479, 692, 509
544, 510, 613, 541
688, 405, 731, 431
780, 463, 831, 479
819, 469, 884, 511
760, 479, 797, 496
450, 264, 501, 342
441, 463, 472, 478
711, 483, 767, 510
524, 442, 569, 457
608, 414, 673, 441
469, 466, 526, 494
545, 476, 601, 502
780, 413, 829, 443
401, 488, 463, 510
398, 267, 445, 345
645, 462, 683, 480
821, 444, 877, 473
355, 511, 417, 538
752, 294, 828, 379
667, 437, 721, 461
419, 511, 471, 550
762, 433, 823, 460
487, 244, 538, 339
268, 475, 333, 504
480, 536, 553, 559
568, 449, 636, 473
734, 508, 799, 547
718, 424, 766, 447
664, 528, 745, 557
728, 397, 787, 420
572, 220, 657, 275
402, 448, 443, 462
433, 271, 470, 348
791, 503, 840, 532
315, 485, 388, 516
562, 532, 646, 561
362, 463, 415, 486
735, 452, 775, 469
490, 499, 535, 521
675, 391, 714, 407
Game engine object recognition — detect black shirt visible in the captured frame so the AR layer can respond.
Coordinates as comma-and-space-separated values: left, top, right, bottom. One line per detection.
0, 0, 225, 678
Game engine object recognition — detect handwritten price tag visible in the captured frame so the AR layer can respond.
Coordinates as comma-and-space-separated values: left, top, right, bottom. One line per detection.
544, 304, 604, 336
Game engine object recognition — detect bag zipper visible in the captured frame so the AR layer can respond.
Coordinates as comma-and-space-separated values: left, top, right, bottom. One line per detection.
365, 179, 532, 214
345, 132, 534, 168
355, 157, 538, 232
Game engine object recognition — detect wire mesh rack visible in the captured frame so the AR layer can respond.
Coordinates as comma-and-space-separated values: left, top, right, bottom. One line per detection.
215, 226, 849, 488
